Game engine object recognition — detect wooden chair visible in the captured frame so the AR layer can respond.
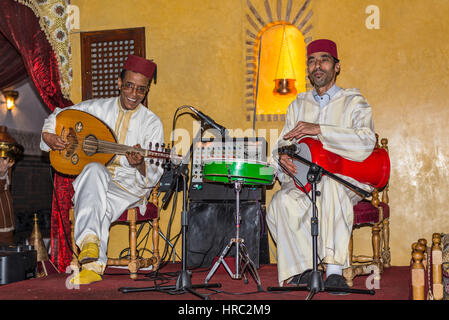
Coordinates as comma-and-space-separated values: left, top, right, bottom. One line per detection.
69, 183, 161, 279
343, 135, 391, 287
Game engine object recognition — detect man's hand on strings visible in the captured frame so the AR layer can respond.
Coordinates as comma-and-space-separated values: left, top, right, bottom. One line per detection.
126, 144, 146, 176
42, 132, 68, 150
283, 121, 321, 141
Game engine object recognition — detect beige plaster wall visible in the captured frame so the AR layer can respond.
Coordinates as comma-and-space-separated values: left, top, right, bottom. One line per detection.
69, 0, 449, 266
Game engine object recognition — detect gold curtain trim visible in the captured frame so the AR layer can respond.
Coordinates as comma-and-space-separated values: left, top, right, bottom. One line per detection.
14, 0, 72, 99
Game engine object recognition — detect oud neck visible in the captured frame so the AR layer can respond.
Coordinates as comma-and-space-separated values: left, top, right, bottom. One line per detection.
98, 141, 170, 159
108, 143, 145, 156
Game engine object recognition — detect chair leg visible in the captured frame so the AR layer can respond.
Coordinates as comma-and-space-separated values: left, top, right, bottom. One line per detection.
152, 217, 161, 270
128, 208, 139, 279
69, 207, 79, 269
372, 223, 382, 276
150, 184, 161, 270
382, 218, 391, 268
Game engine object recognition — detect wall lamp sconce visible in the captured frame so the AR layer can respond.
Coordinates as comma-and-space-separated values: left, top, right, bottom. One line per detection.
273, 25, 297, 96
3, 90, 19, 111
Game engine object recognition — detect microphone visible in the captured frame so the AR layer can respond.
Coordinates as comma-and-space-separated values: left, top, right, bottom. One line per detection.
277, 144, 299, 155
188, 106, 227, 136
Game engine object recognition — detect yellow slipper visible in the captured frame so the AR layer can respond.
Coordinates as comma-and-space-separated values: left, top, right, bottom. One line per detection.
78, 242, 99, 264
70, 269, 102, 285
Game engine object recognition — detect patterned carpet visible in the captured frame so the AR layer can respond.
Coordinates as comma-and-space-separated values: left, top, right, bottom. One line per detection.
0, 262, 410, 301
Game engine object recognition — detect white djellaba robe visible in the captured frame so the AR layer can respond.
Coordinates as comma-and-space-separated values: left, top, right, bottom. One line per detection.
267, 88, 376, 286
40, 97, 164, 272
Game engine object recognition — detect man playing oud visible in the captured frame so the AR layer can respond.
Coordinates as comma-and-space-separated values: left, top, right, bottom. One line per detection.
40, 55, 164, 284
267, 39, 376, 290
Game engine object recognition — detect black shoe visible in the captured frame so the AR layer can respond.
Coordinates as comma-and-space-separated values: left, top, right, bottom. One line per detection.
288, 269, 312, 286
324, 274, 350, 295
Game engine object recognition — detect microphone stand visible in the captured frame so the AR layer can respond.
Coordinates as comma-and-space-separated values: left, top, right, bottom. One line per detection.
118, 120, 221, 300
266, 150, 375, 300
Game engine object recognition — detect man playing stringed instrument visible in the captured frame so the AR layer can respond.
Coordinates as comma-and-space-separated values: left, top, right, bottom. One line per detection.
267, 39, 376, 291
40, 55, 164, 284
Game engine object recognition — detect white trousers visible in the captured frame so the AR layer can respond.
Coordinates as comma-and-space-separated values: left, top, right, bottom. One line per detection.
72, 162, 141, 266
267, 175, 364, 286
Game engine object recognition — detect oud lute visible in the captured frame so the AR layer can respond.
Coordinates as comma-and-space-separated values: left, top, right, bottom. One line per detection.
49, 109, 177, 176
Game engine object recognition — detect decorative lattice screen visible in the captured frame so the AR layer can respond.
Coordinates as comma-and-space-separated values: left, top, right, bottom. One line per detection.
81, 27, 145, 101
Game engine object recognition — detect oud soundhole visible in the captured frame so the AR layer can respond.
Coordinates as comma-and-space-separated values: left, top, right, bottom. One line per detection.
63, 127, 78, 158
83, 134, 99, 156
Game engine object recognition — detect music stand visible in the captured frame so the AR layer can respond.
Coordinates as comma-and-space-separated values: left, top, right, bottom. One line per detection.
266, 148, 375, 300
118, 120, 221, 300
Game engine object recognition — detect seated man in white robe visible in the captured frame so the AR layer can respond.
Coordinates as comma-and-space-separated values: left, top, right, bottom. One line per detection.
40, 55, 164, 284
267, 39, 376, 291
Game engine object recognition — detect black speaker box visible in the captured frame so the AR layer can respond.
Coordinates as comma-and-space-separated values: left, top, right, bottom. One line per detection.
0, 245, 37, 285
186, 201, 269, 269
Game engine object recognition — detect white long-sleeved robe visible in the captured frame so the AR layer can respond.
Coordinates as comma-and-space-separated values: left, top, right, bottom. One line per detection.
267, 88, 376, 286
40, 97, 164, 270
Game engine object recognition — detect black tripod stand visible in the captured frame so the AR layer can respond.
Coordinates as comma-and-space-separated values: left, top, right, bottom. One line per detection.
204, 180, 263, 291
266, 148, 375, 300
118, 121, 221, 300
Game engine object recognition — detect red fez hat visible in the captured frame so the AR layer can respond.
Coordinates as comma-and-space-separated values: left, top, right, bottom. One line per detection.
307, 39, 338, 60
123, 54, 157, 84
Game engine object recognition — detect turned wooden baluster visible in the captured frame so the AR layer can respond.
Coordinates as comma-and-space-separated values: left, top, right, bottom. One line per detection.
411, 239, 427, 300
412, 249, 425, 300
432, 233, 443, 300
417, 238, 428, 269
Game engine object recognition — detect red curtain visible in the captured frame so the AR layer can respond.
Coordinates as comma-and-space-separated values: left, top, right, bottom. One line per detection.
0, 33, 28, 89
0, 1, 74, 272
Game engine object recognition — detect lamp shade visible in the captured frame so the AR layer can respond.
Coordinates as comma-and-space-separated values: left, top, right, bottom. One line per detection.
3, 90, 18, 110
